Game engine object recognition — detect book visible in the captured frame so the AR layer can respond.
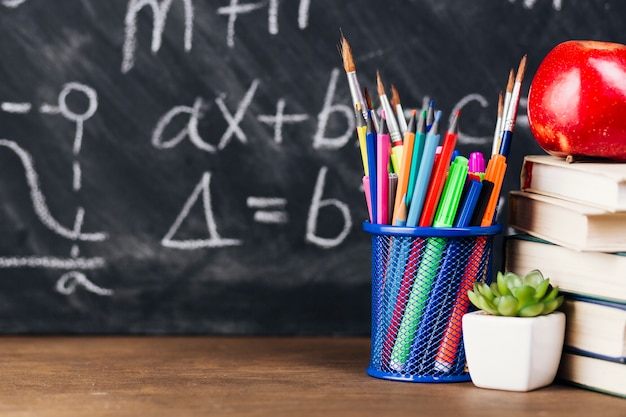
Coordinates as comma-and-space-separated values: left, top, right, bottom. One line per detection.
558, 352, 626, 399
521, 154, 626, 212
507, 190, 626, 252
561, 296, 626, 362
504, 235, 626, 303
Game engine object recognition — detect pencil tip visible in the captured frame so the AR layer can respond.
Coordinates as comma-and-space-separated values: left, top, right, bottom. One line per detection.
380, 117, 389, 134
407, 110, 417, 133
450, 110, 461, 132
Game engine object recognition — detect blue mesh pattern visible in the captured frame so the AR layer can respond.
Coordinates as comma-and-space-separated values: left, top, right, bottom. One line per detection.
364, 222, 502, 382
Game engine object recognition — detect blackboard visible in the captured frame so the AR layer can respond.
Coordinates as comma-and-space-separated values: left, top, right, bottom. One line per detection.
0, 0, 623, 335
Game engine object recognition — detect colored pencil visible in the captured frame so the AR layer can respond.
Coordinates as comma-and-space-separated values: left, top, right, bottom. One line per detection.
406, 110, 442, 227
391, 111, 417, 225
425, 100, 435, 131
362, 175, 372, 222
376, 119, 390, 224
365, 113, 378, 223
355, 105, 368, 175
406, 110, 427, 208
418, 110, 460, 227
388, 173, 398, 225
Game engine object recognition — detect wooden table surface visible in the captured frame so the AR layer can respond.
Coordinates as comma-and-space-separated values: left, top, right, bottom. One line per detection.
0, 336, 623, 416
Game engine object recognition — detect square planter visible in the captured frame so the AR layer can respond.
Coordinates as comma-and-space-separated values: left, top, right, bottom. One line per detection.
462, 310, 565, 391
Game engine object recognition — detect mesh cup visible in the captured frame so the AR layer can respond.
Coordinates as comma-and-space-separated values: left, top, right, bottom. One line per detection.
363, 221, 502, 382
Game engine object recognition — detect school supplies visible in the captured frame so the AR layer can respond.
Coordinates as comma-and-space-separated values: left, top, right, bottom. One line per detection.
339, 34, 525, 381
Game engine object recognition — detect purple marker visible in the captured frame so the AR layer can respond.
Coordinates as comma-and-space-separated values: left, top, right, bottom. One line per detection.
469, 151, 485, 174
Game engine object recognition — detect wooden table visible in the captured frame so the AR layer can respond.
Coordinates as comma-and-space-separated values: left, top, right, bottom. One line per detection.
0, 336, 623, 416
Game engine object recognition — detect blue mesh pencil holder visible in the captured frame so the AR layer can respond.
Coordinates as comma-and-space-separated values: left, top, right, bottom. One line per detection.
363, 221, 502, 382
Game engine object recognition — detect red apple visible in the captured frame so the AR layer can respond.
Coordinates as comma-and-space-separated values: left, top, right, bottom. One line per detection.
527, 40, 626, 161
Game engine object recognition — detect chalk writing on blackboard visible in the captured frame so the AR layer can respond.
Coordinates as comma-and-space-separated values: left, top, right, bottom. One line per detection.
161, 172, 243, 250
306, 166, 352, 249
1, 0, 27, 8
509, 0, 562, 11
247, 197, 288, 224
160, 165, 352, 250
151, 70, 354, 152
0, 138, 111, 296
122, 0, 312, 73
257, 99, 310, 145
0, 81, 112, 297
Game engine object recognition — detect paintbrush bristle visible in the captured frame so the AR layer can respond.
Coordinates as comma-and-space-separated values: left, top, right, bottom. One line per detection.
497, 91, 504, 117
390, 85, 400, 108
376, 70, 386, 97
506, 69, 514, 93
340, 34, 356, 73
363, 88, 373, 110
515, 54, 528, 83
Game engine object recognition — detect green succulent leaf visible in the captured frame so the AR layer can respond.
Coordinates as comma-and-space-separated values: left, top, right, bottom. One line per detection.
467, 289, 484, 311
523, 269, 545, 288
533, 278, 551, 300
543, 286, 560, 303
495, 295, 518, 316
481, 300, 499, 315
496, 272, 512, 296
511, 285, 536, 307
543, 296, 565, 315
490, 282, 502, 297
519, 303, 545, 317
469, 270, 562, 317
468, 290, 499, 315
503, 272, 523, 290
476, 283, 495, 301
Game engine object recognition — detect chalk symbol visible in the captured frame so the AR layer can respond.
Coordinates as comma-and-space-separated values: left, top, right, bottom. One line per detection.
247, 197, 288, 224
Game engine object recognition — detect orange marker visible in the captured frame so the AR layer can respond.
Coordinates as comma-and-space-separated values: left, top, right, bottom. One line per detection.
480, 154, 507, 226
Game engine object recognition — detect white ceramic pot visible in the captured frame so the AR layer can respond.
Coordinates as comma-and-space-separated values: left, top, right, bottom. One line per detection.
462, 310, 566, 392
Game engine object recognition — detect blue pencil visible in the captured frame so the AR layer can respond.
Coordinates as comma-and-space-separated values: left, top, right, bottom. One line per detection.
365, 112, 377, 223
405, 111, 442, 227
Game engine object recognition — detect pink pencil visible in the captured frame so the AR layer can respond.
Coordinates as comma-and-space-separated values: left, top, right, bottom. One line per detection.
362, 176, 373, 222
377, 119, 390, 224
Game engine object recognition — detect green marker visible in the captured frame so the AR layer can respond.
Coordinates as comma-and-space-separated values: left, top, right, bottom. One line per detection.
433, 156, 469, 227
389, 156, 469, 371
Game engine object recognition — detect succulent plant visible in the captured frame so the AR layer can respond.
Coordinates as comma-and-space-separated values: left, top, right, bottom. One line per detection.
467, 269, 564, 317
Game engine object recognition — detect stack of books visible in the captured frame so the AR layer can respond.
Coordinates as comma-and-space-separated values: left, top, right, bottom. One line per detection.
505, 154, 626, 399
